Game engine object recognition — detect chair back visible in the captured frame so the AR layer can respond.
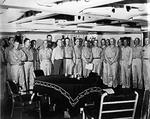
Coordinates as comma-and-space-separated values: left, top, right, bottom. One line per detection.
99, 91, 139, 119
6, 80, 19, 95
34, 70, 44, 77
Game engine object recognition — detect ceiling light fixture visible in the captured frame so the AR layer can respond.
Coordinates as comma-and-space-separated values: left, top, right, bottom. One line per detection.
112, 7, 115, 13
126, 6, 131, 12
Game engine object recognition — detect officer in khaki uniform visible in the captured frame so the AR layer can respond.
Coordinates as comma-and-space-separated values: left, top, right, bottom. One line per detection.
22, 38, 34, 90
92, 40, 102, 76
120, 39, 132, 88
5, 37, 14, 80
30, 40, 40, 70
8, 39, 26, 91
39, 40, 52, 75
117, 39, 122, 85
64, 38, 75, 76
101, 39, 109, 85
104, 38, 119, 87
82, 40, 93, 77
142, 38, 150, 90
132, 38, 143, 89
141, 38, 150, 119
74, 38, 82, 77
51, 39, 64, 75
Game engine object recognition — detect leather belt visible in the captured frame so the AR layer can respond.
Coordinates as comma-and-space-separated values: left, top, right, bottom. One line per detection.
65, 58, 72, 59
76, 58, 81, 59
25, 60, 33, 62
143, 58, 149, 60
55, 59, 63, 60
132, 58, 141, 59
41, 60, 50, 62
10, 64, 23, 66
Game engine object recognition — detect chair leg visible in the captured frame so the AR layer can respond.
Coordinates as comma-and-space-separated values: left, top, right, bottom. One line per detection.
141, 90, 150, 119
38, 101, 42, 119
80, 108, 86, 119
53, 104, 56, 111
20, 109, 23, 119
11, 101, 14, 119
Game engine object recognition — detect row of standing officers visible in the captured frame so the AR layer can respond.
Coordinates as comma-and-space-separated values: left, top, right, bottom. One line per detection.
1, 36, 150, 92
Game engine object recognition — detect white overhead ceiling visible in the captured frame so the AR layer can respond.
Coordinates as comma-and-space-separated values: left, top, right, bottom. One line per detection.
0, 0, 149, 32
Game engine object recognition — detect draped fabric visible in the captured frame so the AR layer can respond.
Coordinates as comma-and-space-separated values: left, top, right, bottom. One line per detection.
34, 75, 102, 107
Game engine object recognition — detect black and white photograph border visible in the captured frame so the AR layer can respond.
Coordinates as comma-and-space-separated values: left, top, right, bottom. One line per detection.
0, 0, 150, 119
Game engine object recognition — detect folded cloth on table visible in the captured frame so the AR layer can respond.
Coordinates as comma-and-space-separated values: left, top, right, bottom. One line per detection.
85, 63, 94, 70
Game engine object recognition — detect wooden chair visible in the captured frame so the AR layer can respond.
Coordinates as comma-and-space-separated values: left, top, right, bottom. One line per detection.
83, 90, 139, 119
6, 80, 42, 119
98, 91, 138, 119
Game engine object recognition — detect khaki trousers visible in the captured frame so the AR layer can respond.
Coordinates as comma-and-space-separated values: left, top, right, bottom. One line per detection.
106, 62, 118, 87
92, 59, 102, 76
24, 62, 34, 90
74, 59, 82, 76
120, 60, 131, 88
64, 59, 74, 75
132, 58, 143, 89
10, 64, 26, 91
143, 60, 150, 90
40, 60, 52, 75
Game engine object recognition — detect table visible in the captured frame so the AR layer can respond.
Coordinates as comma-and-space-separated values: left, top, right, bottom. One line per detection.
34, 75, 103, 107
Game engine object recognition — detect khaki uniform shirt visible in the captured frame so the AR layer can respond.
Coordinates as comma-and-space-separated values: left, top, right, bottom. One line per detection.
64, 46, 75, 59
92, 46, 102, 59
105, 46, 118, 63
121, 46, 132, 65
82, 47, 92, 63
5, 45, 13, 63
74, 45, 82, 59
132, 46, 142, 59
39, 48, 52, 61
9, 49, 26, 65
22, 47, 33, 61
143, 44, 150, 59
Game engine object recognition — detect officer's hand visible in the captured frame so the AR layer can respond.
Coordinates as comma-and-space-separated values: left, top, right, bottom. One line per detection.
128, 64, 131, 68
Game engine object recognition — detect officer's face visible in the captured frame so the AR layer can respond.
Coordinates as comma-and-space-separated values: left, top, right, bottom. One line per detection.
117, 40, 122, 46
65, 39, 70, 46
85, 41, 88, 47
101, 40, 105, 46
145, 38, 149, 45
76, 40, 80, 46
124, 40, 128, 46
106, 39, 110, 46
110, 39, 115, 45
43, 41, 47, 48
57, 40, 62, 47
14, 42, 19, 49
134, 38, 139, 46
25, 40, 30, 47
33, 41, 36, 48
47, 36, 52, 41
9, 38, 14, 45
94, 41, 98, 46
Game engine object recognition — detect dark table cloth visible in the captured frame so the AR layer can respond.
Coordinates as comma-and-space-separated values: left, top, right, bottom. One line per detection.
34, 75, 103, 107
